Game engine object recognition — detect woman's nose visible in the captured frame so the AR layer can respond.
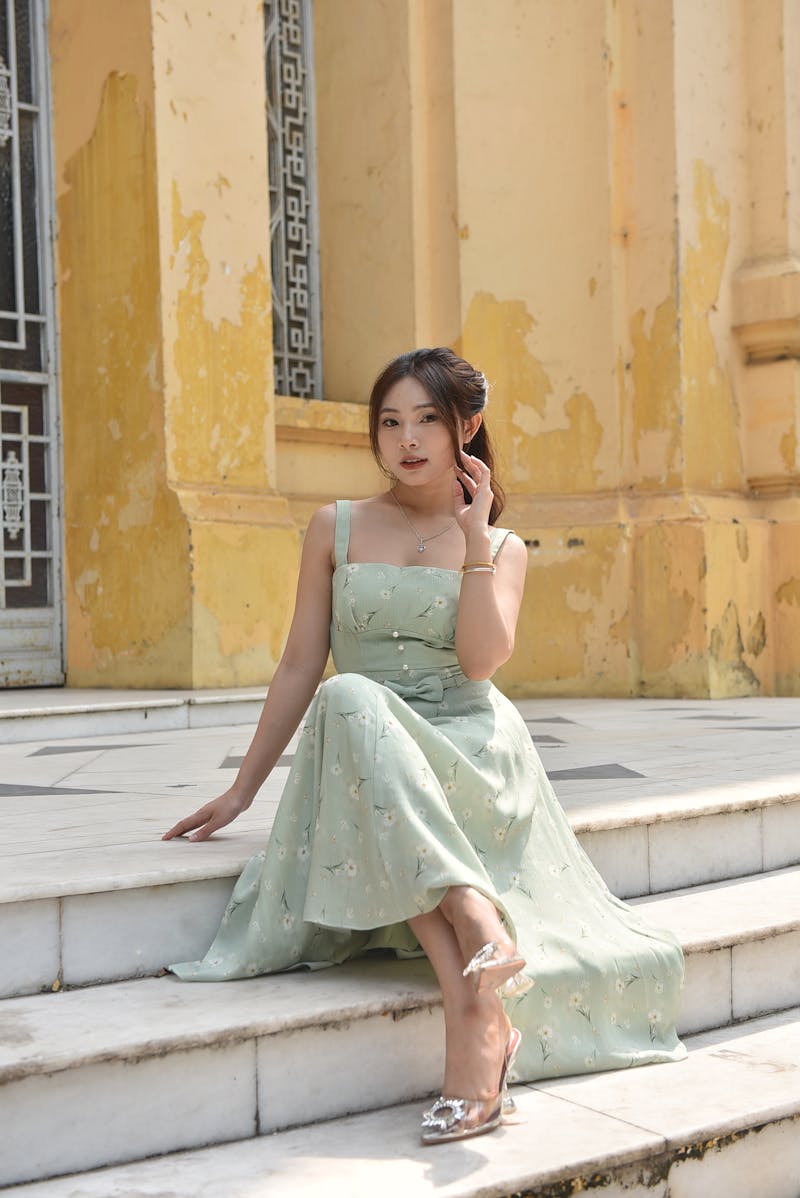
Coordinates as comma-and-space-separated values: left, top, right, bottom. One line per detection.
399, 426, 419, 446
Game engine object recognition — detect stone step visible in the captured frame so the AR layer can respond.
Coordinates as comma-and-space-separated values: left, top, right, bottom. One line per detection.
0, 687, 267, 744
9, 1006, 800, 1197
3, 866, 800, 1186
4, 775, 800, 997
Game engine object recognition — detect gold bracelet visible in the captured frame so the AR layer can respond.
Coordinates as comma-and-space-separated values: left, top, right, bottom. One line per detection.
461, 561, 495, 571
461, 564, 496, 575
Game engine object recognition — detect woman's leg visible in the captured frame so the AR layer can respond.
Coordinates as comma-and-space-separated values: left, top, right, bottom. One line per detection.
438, 884, 518, 966
409, 906, 509, 1101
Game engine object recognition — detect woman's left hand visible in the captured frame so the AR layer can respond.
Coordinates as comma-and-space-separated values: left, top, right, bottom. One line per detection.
453, 450, 493, 535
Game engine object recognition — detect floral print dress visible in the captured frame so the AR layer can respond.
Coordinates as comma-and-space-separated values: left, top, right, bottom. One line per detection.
170, 500, 686, 1083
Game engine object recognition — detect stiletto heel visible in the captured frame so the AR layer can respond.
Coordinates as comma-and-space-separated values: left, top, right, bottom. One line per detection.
501, 1026, 522, 1116
421, 1026, 522, 1144
462, 941, 534, 997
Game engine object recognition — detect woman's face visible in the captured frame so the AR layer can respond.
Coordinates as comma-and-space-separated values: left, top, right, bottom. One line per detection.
377, 377, 459, 484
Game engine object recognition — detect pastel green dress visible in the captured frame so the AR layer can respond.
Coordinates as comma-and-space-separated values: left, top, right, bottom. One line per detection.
171, 500, 686, 1083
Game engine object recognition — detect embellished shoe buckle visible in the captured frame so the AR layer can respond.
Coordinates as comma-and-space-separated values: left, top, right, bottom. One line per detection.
421, 1096, 467, 1132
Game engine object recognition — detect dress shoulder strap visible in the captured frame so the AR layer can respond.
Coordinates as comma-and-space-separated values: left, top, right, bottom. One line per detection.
333, 500, 351, 569
489, 525, 513, 560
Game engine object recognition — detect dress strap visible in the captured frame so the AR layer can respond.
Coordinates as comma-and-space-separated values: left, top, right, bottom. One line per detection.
489, 526, 513, 560
334, 499, 351, 568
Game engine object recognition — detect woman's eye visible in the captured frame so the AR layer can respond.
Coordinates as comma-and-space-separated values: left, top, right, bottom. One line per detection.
381, 418, 398, 427
421, 413, 438, 422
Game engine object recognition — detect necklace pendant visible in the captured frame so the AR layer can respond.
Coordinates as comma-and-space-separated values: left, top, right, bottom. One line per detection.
418, 543, 426, 553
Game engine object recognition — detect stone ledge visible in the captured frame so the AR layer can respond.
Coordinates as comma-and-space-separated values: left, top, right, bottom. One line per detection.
11, 1008, 800, 1197
733, 259, 800, 363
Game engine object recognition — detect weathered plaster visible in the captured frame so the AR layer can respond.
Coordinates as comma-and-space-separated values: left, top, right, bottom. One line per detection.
190, 523, 298, 685
681, 162, 744, 491
166, 184, 273, 490
629, 298, 682, 489
774, 522, 800, 694
708, 600, 759, 695
461, 292, 603, 493
633, 522, 706, 695
777, 579, 800, 607
57, 71, 192, 685
780, 427, 798, 473
500, 526, 632, 698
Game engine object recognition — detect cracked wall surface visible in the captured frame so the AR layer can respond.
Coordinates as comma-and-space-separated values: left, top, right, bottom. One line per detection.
48, 0, 800, 694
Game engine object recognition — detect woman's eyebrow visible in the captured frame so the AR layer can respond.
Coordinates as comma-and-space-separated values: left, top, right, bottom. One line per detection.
380, 403, 436, 413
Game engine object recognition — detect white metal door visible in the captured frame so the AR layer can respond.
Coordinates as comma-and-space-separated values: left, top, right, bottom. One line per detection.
0, 0, 63, 686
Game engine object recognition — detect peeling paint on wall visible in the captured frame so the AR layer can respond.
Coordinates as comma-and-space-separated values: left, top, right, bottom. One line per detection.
748, 612, 767, 657
629, 298, 682, 488
709, 600, 759, 694
777, 578, 800, 606
461, 291, 603, 492
503, 526, 633, 697
681, 161, 744, 490
634, 522, 706, 693
167, 183, 273, 489
58, 71, 192, 684
780, 427, 797, 473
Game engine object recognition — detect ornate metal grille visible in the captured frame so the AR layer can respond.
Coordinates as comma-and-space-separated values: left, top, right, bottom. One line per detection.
264, 0, 323, 399
0, 0, 63, 683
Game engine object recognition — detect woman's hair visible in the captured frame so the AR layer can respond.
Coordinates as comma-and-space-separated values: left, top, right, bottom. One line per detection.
368, 347, 506, 524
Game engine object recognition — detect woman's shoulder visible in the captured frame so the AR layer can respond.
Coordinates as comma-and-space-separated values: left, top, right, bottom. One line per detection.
492, 527, 527, 565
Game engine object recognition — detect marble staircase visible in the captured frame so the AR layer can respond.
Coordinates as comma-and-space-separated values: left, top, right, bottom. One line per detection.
1, 693, 800, 1194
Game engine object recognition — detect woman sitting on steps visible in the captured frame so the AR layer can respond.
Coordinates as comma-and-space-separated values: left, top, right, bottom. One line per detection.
164, 346, 686, 1145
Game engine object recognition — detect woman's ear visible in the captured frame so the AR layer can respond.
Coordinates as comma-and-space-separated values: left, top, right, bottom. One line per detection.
463, 413, 483, 446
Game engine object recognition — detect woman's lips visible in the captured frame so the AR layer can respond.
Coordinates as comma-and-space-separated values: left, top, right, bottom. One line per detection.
399, 458, 427, 470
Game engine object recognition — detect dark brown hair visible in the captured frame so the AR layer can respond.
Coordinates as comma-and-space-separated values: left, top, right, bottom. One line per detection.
368, 347, 506, 524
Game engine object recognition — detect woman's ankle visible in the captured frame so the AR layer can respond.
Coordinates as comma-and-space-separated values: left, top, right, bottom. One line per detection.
441, 997, 508, 1100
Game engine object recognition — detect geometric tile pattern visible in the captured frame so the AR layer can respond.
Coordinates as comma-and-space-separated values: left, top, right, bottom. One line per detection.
29, 745, 148, 756
0, 782, 116, 795
547, 764, 645, 781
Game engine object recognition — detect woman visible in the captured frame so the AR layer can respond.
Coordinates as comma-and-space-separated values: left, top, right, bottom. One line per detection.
164, 347, 685, 1144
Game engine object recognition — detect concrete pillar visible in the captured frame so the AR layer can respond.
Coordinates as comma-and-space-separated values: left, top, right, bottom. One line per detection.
51, 0, 297, 687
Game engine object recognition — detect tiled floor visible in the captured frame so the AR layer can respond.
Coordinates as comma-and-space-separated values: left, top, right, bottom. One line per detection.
1, 693, 799, 903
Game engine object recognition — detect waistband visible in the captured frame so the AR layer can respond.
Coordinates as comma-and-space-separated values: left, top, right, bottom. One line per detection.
363, 664, 471, 705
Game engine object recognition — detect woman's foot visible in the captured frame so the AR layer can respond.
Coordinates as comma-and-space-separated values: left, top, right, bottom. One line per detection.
420, 996, 514, 1144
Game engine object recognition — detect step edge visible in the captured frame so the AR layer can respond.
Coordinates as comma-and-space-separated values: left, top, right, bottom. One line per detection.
10, 1028, 800, 1197
0, 986, 442, 1085
6, 796, 800, 905
571, 783, 800, 833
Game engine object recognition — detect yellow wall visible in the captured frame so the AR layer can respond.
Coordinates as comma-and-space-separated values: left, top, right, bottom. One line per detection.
51, 0, 297, 687
49, 0, 800, 696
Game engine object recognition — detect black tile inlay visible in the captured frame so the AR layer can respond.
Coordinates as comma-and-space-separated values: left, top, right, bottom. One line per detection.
547, 764, 644, 781
647, 706, 712, 712
529, 735, 565, 745
724, 725, 800, 732
30, 744, 148, 757
221, 754, 294, 770
683, 715, 759, 722
0, 783, 117, 796
524, 717, 577, 725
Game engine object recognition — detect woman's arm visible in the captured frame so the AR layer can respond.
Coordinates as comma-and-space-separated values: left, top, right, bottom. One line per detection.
162, 504, 336, 841
452, 450, 528, 680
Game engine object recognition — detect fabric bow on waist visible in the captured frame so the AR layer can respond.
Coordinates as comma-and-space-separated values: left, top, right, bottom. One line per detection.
383, 674, 445, 703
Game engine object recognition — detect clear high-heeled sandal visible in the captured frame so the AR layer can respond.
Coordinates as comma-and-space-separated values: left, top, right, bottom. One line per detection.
462, 940, 534, 998
420, 1027, 523, 1145
501, 1025, 522, 1117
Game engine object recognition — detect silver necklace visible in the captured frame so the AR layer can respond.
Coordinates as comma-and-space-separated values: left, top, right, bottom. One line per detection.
390, 489, 455, 553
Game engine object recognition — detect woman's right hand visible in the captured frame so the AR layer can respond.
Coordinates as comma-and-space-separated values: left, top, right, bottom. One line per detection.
162, 786, 253, 842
